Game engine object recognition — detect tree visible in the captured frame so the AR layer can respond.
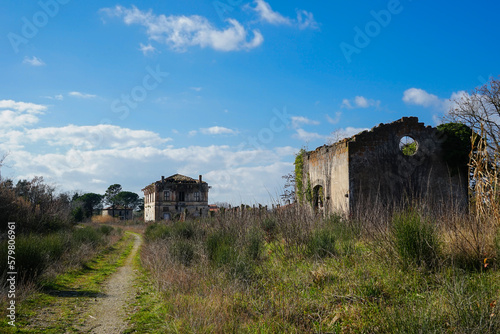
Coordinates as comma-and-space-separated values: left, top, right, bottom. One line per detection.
446, 76, 500, 154
281, 172, 296, 204
115, 191, 140, 210
76, 193, 103, 218
104, 184, 122, 217
437, 122, 474, 174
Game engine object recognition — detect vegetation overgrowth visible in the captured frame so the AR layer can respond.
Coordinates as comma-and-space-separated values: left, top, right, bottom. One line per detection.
140, 203, 500, 333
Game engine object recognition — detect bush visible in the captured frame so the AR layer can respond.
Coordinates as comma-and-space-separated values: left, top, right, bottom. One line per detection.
145, 223, 172, 241
261, 217, 277, 241
170, 239, 196, 266
306, 228, 336, 258
206, 231, 237, 267
173, 221, 196, 239
99, 224, 114, 236
246, 228, 264, 261
392, 211, 440, 269
0, 233, 68, 283
72, 226, 104, 247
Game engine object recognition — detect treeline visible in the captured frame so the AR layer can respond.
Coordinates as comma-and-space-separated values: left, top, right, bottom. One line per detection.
0, 177, 143, 233
0, 176, 74, 234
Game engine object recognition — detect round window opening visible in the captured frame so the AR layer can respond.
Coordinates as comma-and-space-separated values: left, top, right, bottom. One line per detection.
399, 135, 418, 156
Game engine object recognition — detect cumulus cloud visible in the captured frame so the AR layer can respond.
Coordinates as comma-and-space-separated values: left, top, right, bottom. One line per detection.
0, 100, 46, 129
200, 126, 238, 135
342, 96, 380, 109
139, 43, 157, 55
252, 0, 292, 25
23, 56, 45, 66
402, 88, 443, 108
326, 112, 341, 124
68, 91, 97, 99
101, 5, 264, 52
293, 128, 327, 141
291, 116, 320, 128
249, 0, 318, 29
402, 88, 469, 124
23, 124, 172, 150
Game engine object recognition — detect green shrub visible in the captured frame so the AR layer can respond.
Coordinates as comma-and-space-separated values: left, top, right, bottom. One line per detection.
145, 223, 172, 241
72, 226, 103, 247
306, 229, 336, 258
392, 211, 440, 269
0, 233, 68, 282
206, 231, 237, 267
246, 228, 264, 261
99, 224, 114, 236
261, 217, 277, 241
170, 239, 196, 266
173, 221, 196, 239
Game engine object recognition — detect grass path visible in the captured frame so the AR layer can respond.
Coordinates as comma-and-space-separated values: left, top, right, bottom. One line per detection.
77, 233, 142, 333
0, 231, 143, 333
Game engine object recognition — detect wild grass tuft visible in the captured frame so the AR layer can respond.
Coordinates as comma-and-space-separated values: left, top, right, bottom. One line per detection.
392, 210, 440, 269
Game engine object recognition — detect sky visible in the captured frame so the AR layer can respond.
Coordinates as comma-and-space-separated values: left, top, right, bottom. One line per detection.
1, 0, 499, 205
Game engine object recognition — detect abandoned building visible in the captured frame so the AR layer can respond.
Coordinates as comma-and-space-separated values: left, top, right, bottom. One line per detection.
142, 174, 209, 221
101, 206, 133, 220
298, 117, 468, 214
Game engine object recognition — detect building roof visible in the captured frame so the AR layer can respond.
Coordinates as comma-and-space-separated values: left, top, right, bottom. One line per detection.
164, 174, 206, 184
142, 173, 207, 192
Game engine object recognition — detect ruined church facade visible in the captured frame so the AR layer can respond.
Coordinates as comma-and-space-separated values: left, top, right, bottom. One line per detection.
142, 174, 209, 221
299, 117, 468, 214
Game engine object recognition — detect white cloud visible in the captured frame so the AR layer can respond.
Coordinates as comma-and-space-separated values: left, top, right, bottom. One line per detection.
293, 128, 327, 142
139, 43, 157, 55
296, 10, 319, 30
69, 91, 97, 99
342, 96, 380, 109
334, 127, 368, 140
190, 87, 203, 92
291, 116, 320, 128
252, 0, 291, 25
42, 94, 64, 101
250, 1, 318, 30
0, 100, 46, 129
23, 124, 172, 150
101, 5, 264, 52
188, 130, 198, 137
23, 56, 45, 66
402, 88, 443, 108
326, 112, 341, 124
200, 126, 238, 135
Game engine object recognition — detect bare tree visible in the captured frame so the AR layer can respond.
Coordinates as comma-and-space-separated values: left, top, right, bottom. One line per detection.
0, 152, 9, 180
446, 76, 500, 153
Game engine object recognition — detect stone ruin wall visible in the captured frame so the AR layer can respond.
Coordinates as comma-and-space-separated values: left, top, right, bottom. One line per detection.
301, 117, 469, 215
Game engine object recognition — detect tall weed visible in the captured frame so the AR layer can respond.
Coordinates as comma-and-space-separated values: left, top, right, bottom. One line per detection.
392, 210, 440, 269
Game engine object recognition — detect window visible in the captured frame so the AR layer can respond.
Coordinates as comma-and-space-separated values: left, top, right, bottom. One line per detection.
399, 135, 418, 156
194, 192, 201, 201
164, 191, 170, 201
179, 191, 185, 202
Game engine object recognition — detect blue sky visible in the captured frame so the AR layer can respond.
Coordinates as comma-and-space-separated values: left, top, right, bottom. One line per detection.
1, 0, 499, 204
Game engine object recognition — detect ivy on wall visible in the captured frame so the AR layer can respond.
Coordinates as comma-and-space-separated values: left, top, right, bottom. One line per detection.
294, 148, 314, 206
294, 149, 305, 202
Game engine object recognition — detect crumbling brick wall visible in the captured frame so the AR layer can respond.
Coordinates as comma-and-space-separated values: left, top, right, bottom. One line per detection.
300, 117, 468, 214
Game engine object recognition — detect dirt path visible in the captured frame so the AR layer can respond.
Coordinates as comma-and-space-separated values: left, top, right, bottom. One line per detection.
78, 233, 142, 334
